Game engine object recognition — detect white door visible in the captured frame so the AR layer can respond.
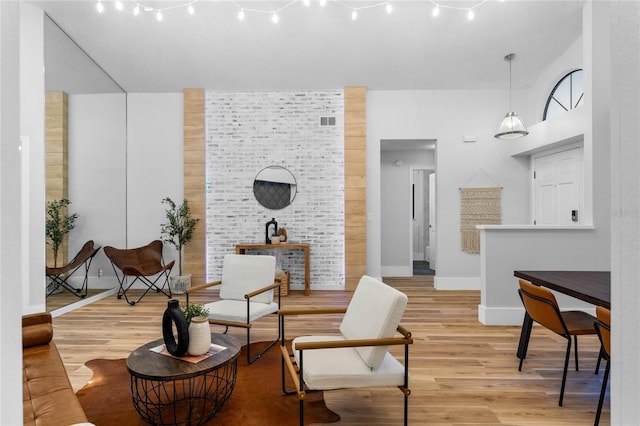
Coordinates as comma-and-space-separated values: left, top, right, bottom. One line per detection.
534, 147, 582, 225
427, 173, 436, 268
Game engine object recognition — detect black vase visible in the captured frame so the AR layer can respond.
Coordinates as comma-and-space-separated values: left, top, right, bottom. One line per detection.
162, 299, 189, 356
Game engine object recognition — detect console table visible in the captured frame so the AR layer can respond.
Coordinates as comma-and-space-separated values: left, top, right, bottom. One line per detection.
235, 243, 310, 295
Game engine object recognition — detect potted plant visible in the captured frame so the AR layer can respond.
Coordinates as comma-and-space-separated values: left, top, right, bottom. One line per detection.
181, 302, 209, 324
45, 198, 79, 294
45, 198, 79, 267
160, 197, 200, 294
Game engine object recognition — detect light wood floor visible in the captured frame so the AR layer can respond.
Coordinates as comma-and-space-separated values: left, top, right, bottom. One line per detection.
53, 276, 609, 425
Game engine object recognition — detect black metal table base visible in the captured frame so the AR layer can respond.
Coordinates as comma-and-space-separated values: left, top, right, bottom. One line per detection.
130, 359, 238, 426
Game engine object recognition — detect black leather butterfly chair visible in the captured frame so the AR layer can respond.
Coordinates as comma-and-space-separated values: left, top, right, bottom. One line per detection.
46, 240, 100, 298
104, 240, 174, 305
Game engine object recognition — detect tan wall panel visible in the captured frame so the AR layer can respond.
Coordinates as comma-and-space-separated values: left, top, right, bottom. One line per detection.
184, 125, 204, 140
184, 89, 206, 281
184, 137, 205, 152
344, 86, 367, 291
45, 91, 69, 266
345, 200, 366, 214
345, 175, 366, 189
184, 150, 205, 165
344, 161, 366, 176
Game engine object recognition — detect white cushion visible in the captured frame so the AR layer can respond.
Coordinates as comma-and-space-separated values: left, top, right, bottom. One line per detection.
218, 254, 276, 304
339, 275, 408, 369
205, 299, 279, 323
293, 335, 406, 390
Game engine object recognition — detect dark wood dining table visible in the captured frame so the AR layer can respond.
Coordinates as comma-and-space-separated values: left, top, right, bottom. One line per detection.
513, 270, 611, 359
514, 270, 610, 309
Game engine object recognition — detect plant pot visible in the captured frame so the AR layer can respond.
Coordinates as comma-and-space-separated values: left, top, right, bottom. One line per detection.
169, 274, 192, 295
187, 316, 211, 356
271, 236, 280, 245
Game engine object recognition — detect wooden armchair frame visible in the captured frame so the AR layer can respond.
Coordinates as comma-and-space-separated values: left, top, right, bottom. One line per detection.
186, 276, 282, 364
279, 307, 413, 426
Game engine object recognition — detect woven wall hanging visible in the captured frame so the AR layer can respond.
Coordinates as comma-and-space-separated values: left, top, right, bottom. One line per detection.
459, 187, 502, 254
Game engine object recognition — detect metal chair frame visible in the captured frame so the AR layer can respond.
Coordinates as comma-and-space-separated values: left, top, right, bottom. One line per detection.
104, 241, 174, 306
186, 280, 282, 365
46, 240, 100, 299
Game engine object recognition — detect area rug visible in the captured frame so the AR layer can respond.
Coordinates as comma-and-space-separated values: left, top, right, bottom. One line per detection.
76, 341, 339, 426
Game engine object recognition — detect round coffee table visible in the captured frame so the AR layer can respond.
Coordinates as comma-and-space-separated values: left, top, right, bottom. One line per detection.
126, 333, 241, 426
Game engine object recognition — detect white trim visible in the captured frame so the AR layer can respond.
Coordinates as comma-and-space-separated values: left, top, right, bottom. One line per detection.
478, 304, 596, 326
290, 284, 345, 291
476, 224, 594, 230
50, 287, 118, 318
478, 305, 525, 326
434, 276, 479, 290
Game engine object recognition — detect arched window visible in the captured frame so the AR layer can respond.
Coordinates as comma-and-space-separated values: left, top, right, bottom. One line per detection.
543, 69, 584, 121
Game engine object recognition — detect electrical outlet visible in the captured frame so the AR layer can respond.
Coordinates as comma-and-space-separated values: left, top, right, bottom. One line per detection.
98, 269, 104, 278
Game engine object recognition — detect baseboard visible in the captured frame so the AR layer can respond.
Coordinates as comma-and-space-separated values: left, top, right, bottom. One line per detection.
50, 287, 118, 318
434, 276, 480, 290
478, 304, 596, 326
478, 305, 525, 326
381, 266, 412, 277
290, 284, 344, 291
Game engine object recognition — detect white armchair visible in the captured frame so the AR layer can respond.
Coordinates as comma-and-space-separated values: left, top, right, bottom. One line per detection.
185, 254, 281, 364
279, 275, 413, 425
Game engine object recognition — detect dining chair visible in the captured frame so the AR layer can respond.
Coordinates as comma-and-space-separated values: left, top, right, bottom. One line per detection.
593, 306, 610, 426
517, 279, 598, 406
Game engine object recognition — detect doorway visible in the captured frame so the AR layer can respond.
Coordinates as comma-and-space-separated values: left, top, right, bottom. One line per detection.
411, 168, 435, 275
380, 139, 435, 278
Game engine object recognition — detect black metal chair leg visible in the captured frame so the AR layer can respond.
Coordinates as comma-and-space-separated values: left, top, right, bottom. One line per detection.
574, 335, 580, 371
595, 346, 604, 374
559, 337, 572, 406
247, 317, 281, 364
518, 314, 533, 371
594, 359, 610, 426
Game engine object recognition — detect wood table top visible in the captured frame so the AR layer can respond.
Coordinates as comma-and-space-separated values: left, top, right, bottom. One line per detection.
126, 333, 241, 380
514, 270, 610, 309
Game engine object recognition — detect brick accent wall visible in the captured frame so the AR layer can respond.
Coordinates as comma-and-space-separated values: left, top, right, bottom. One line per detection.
205, 90, 345, 290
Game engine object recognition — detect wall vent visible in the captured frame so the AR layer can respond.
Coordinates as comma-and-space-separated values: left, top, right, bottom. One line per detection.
320, 116, 336, 126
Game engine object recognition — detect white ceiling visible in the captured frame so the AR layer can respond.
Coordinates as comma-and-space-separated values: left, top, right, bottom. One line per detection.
31, 0, 585, 93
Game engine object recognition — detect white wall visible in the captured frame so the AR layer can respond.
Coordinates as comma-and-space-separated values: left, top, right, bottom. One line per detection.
609, 2, 640, 423
478, 2, 612, 326
20, 3, 45, 314
68, 93, 127, 288
1, 2, 24, 424
127, 93, 184, 267
368, 90, 530, 289
525, 35, 583, 124
381, 149, 434, 276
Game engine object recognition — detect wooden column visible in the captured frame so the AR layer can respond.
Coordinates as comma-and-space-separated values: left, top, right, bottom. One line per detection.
344, 87, 367, 290
45, 91, 69, 267
183, 89, 206, 284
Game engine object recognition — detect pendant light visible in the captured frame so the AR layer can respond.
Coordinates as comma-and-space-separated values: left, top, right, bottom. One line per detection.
494, 53, 529, 139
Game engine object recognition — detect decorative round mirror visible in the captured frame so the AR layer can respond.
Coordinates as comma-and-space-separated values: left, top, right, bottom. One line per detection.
253, 166, 297, 210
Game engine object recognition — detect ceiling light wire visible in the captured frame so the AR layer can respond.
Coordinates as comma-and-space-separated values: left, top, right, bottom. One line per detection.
94, 0, 491, 23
